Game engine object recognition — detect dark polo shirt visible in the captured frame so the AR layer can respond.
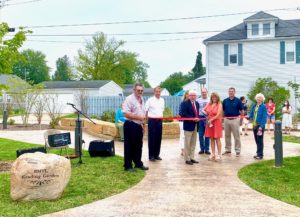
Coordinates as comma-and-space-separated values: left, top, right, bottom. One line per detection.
223, 97, 244, 117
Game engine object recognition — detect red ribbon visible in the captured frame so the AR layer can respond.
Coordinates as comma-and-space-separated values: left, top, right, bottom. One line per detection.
148, 116, 247, 121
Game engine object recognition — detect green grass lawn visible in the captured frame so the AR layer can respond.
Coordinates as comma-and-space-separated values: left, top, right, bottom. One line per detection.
238, 157, 300, 207
61, 113, 78, 119
282, 135, 300, 144
0, 138, 145, 217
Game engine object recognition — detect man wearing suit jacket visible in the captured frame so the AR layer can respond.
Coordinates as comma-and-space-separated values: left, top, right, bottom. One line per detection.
179, 90, 200, 165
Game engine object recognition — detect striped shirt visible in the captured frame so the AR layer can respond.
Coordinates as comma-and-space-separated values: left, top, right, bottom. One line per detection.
122, 93, 146, 124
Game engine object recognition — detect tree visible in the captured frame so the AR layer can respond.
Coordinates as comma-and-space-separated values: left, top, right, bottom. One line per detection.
44, 94, 63, 128
160, 72, 189, 95
74, 89, 89, 115
133, 61, 151, 87
52, 55, 73, 81
33, 96, 46, 126
247, 77, 290, 118
76, 32, 149, 86
12, 49, 50, 84
0, 22, 30, 74
188, 51, 205, 81
8, 77, 44, 125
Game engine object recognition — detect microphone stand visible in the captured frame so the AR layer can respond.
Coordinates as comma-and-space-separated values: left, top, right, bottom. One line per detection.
67, 104, 96, 165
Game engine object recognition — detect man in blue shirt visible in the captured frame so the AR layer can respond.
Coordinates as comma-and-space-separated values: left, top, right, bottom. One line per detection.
222, 87, 244, 156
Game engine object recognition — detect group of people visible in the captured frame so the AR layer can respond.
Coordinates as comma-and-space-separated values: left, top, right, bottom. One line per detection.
179, 87, 244, 164
118, 83, 293, 171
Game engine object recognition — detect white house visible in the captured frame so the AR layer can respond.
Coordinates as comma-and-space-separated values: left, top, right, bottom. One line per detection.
203, 11, 300, 107
182, 74, 206, 95
41, 80, 123, 113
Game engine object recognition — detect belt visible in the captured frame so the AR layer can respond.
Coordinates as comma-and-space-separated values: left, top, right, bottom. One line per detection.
227, 117, 239, 120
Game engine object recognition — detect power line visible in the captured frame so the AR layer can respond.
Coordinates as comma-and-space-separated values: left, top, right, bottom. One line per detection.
26, 36, 208, 44
23, 7, 300, 29
14, 25, 300, 37
3, 0, 41, 7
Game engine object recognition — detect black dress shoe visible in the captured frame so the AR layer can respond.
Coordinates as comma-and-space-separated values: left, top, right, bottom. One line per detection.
191, 159, 199, 164
149, 157, 156, 161
205, 151, 211, 155
135, 165, 149, 170
198, 151, 205, 154
124, 168, 135, 172
185, 161, 193, 165
155, 156, 162, 160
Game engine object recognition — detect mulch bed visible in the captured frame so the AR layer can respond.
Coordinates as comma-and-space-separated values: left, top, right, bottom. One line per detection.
0, 124, 50, 131
0, 161, 13, 173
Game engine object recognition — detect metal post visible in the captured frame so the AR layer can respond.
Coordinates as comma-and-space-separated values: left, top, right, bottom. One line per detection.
2, 110, 7, 129
2, 91, 8, 129
75, 116, 82, 157
274, 120, 283, 167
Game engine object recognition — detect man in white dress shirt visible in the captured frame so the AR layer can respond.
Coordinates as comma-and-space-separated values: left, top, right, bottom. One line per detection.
145, 86, 165, 161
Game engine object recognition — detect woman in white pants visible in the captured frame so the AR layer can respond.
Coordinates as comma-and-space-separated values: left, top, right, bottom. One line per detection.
282, 100, 292, 134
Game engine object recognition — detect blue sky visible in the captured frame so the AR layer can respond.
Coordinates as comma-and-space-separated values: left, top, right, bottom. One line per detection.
1, 0, 299, 86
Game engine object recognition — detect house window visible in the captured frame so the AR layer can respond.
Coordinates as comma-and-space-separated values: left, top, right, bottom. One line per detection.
263, 23, 270, 35
229, 44, 238, 64
252, 24, 259, 36
286, 41, 295, 62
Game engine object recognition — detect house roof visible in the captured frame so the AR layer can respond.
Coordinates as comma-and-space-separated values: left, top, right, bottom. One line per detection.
123, 84, 168, 96
183, 74, 206, 88
243, 11, 278, 21
203, 11, 300, 43
0, 74, 24, 85
41, 80, 111, 89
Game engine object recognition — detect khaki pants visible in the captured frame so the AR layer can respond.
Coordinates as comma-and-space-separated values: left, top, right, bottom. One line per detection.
184, 127, 197, 161
224, 119, 241, 153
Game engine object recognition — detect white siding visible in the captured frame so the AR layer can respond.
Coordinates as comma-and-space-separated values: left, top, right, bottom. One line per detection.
206, 38, 300, 108
98, 81, 123, 96
41, 90, 75, 114
183, 81, 201, 95
161, 89, 170, 96
42, 88, 102, 113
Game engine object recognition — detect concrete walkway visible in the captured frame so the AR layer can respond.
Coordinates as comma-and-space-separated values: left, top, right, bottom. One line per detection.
1, 130, 300, 217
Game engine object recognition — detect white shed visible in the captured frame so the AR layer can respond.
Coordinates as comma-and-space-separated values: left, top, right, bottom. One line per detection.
182, 75, 206, 95
41, 80, 123, 113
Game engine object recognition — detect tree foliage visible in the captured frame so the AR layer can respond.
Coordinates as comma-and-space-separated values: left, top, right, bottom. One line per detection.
247, 77, 290, 118
160, 72, 189, 95
12, 49, 50, 84
188, 51, 205, 81
52, 55, 73, 81
76, 33, 150, 86
0, 22, 30, 74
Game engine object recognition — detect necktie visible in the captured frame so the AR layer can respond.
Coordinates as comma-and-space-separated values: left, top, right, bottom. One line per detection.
192, 102, 198, 117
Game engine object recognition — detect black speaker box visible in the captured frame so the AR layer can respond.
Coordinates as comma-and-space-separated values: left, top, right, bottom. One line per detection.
88, 140, 115, 157
16, 147, 47, 158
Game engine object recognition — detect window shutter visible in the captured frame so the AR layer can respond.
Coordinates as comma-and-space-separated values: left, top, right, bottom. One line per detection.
280, 41, 285, 64
238, 43, 243, 66
296, 41, 300, 64
224, 44, 229, 66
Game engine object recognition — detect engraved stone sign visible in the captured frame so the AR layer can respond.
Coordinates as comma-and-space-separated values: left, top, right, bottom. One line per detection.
10, 152, 71, 201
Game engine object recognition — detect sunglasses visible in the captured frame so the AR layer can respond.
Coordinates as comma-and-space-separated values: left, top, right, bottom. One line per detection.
136, 89, 144, 93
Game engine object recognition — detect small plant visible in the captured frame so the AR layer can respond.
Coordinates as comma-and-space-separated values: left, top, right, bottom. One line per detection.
49, 117, 61, 129
90, 115, 101, 120
8, 118, 15, 125
100, 111, 116, 123
163, 107, 173, 123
